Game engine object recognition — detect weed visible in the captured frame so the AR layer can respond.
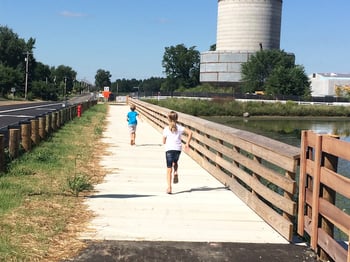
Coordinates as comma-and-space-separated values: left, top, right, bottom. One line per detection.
94, 125, 103, 136
67, 173, 93, 197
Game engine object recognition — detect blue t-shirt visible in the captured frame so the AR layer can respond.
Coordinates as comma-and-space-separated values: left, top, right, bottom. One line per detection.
127, 111, 138, 125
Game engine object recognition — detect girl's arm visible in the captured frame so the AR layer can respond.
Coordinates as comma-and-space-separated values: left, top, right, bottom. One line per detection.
184, 128, 192, 149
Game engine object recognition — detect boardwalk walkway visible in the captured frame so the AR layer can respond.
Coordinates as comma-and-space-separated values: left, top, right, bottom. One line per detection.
68, 104, 318, 262
80, 104, 286, 243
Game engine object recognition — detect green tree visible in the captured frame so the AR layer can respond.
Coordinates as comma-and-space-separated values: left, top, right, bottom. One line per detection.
241, 49, 310, 96
32, 62, 52, 82
52, 65, 77, 99
95, 69, 111, 90
266, 65, 311, 97
31, 80, 58, 101
141, 77, 164, 94
0, 26, 35, 68
0, 64, 22, 97
0, 26, 36, 98
160, 76, 178, 95
162, 44, 200, 93
112, 78, 140, 94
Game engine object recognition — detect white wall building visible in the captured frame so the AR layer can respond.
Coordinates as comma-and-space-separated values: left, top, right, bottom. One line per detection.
310, 73, 350, 97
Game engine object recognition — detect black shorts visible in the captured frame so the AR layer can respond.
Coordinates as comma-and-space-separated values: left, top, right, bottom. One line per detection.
165, 150, 181, 168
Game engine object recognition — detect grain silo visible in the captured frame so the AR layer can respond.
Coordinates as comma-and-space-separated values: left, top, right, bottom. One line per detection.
200, 0, 283, 85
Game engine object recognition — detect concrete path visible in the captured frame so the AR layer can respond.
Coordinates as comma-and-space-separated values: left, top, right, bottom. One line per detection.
80, 104, 288, 244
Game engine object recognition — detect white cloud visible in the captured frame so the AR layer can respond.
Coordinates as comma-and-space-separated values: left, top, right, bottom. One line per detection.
59, 11, 87, 18
155, 17, 171, 24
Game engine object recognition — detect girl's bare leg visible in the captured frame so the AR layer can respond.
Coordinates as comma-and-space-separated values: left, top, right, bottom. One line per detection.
166, 167, 172, 194
173, 162, 178, 174
173, 162, 179, 183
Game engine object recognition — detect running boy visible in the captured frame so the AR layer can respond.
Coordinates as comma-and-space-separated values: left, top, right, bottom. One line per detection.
127, 104, 139, 145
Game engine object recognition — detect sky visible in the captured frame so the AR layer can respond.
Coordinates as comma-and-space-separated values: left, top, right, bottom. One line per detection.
1, 0, 349, 84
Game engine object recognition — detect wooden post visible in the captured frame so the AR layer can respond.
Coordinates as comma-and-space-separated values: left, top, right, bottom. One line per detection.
9, 128, 20, 159
61, 108, 66, 124
31, 119, 40, 145
71, 105, 75, 120
38, 115, 46, 140
21, 122, 31, 152
298, 131, 313, 236
63, 107, 68, 123
0, 134, 5, 172
51, 112, 57, 131
311, 134, 322, 250
70, 106, 74, 120
46, 113, 52, 135
56, 110, 61, 129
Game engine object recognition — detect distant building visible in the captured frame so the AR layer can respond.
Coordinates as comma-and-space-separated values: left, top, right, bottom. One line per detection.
200, 0, 283, 85
310, 73, 350, 97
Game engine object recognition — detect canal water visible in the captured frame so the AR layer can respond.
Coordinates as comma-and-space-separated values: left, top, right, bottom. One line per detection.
204, 116, 350, 240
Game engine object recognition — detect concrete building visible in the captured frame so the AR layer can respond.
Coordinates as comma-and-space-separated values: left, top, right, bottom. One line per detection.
200, 0, 283, 85
310, 73, 350, 97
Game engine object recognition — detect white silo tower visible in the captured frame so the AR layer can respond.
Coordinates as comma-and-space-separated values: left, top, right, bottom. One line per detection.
200, 0, 283, 85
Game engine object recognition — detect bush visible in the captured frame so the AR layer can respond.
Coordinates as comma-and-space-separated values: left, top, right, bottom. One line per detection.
146, 98, 350, 117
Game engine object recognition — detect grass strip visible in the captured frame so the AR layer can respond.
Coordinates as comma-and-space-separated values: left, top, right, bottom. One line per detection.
0, 103, 108, 261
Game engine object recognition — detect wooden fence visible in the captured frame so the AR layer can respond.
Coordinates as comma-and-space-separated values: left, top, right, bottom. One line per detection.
0, 100, 96, 172
298, 130, 350, 262
129, 98, 300, 241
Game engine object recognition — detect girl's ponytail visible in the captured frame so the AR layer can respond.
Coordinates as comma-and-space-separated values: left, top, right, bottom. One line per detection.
168, 111, 178, 132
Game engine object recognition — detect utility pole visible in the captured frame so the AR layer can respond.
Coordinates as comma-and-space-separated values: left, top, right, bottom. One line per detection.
64, 77, 67, 106
24, 51, 31, 100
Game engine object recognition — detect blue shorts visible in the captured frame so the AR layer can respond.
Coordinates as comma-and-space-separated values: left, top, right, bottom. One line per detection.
165, 150, 181, 168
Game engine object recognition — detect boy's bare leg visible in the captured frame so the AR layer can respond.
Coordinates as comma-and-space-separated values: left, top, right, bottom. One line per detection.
130, 132, 135, 145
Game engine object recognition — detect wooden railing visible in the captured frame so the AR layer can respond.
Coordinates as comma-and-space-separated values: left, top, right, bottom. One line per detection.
129, 98, 300, 241
298, 130, 350, 262
0, 100, 97, 172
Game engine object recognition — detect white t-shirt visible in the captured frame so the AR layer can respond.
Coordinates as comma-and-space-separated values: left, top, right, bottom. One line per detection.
163, 124, 185, 151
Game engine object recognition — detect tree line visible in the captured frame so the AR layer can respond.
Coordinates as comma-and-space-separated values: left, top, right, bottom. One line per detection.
1, 25, 311, 101
0, 26, 89, 101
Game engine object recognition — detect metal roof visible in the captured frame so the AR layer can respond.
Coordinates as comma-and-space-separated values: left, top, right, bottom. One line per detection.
317, 73, 350, 78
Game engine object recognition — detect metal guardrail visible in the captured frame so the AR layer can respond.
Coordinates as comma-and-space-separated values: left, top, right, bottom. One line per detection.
0, 100, 97, 172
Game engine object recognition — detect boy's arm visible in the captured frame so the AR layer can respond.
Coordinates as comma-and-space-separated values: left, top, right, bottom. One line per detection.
137, 112, 142, 121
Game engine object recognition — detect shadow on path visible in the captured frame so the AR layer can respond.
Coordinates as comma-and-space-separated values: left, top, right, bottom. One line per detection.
173, 186, 229, 195
88, 194, 155, 199
63, 240, 319, 262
